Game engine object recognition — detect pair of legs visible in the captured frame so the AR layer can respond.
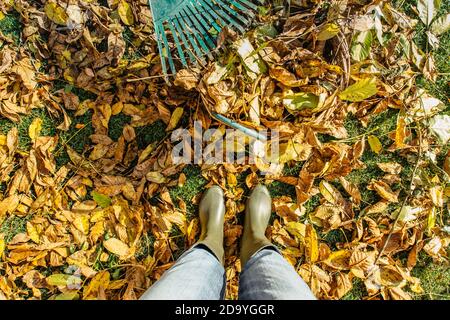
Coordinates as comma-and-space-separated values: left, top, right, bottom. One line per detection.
140, 185, 316, 300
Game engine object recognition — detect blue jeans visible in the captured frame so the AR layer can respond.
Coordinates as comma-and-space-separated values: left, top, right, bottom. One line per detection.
140, 245, 316, 300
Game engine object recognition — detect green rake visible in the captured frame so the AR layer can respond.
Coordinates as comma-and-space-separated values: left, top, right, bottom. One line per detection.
148, 0, 266, 79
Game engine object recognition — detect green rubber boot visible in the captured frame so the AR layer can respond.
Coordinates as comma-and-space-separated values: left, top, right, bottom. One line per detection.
196, 185, 225, 264
240, 185, 276, 267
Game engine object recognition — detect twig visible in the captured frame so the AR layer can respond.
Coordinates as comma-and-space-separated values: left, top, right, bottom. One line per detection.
126, 74, 176, 82
372, 121, 423, 266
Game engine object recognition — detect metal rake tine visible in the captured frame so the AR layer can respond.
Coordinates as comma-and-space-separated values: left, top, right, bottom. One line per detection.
198, 0, 245, 33
172, 17, 197, 65
194, 2, 222, 34
159, 21, 177, 75
153, 22, 169, 80
179, 9, 213, 60
166, 21, 188, 68
234, 0, 260, 11
214, 0, 251, 26
185, 5, 217, 51
175, 14, 206, 64
227, 0, 256, 17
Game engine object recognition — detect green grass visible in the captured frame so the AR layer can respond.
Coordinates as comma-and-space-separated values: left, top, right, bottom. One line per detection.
0, 108, 58, 149
0, 11, 21, 43
343, 278, 368, 300
0, 215, 29, 242
169, 166, 207, 219
411, 253, 450, 300
396, 0, 450, 104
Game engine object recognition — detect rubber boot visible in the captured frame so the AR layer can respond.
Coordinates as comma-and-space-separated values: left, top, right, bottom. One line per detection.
195, 185, 225, 264
240, 185, 277, 267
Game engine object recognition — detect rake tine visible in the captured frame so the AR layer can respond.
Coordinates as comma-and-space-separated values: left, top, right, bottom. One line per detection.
214, 0, 251, 26
195, 3, 222, 34
153, 22, 169, 80
227, 0, 256, 16
197, 0, 246, 33
166, 21, 188, 67
159, 21, 177, 75
172, 17, 197, 64
185, 5, 217, 50
179, 9, 213, 59
175, 14, 206, 63
234, 0, 260, 11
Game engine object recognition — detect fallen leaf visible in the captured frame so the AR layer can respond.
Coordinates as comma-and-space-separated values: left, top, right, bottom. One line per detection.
166, 107, 184, 131
103, 238, 130, 259
118, 0, 134, 25
368, 135, 382, 154
431, 13, 450, 35
46, 274, 82, 288
91, 191, 111, 208
339, 78, 378, 102
317, 23, 340, 41
369, 180, 398, 202
417, 0, 440, 26
319, 180, 343, 205
44, 2, 69, 25
429, 115, 450, 144
28, 118, 43, 141
304, 224, 319, 263
377, 162, 402, 174
26, 222, 40, 244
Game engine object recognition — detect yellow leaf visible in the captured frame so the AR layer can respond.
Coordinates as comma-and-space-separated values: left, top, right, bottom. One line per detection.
90, 221, 105, 243
369, 180, 398, 202
319, 180, 342, 205
227, 173, 237, 187
0, 239, 5, 260
429, 186, 443, 207
0, 12, 5, 21
11, 58, 37, 90
166, 107, 184, 131
44, 2, 69, 25
409, 277, 424, 294
26, 222, 40, 244
368, 135, 382, 154
317, 23, 340, 41
335, 272, 353, 299
28, 118, 43, 141
138, 143, 155, 164
324, 250, 351, 270
55, 291, 79, 300
178, 173, 187, 187
443, 151, 450, 176
304, 224, 319, 263
108, 279, 127, 290
103, 238, 130, 259
426, 207, 436, 236
339, 77, 378, 102
46, 274, 82, 287
83, 270, 110, 298
118, 0, 134, 25
285, 222, 306, 239
146, 171, 166, 184
73, 215, 90, 235
395, 115, 407, 147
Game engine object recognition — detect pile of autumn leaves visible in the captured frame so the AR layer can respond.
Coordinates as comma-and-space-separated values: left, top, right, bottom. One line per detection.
0, 0, 449, 300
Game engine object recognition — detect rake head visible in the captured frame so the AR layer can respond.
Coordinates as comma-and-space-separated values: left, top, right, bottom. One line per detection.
148, 0, 266, 80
